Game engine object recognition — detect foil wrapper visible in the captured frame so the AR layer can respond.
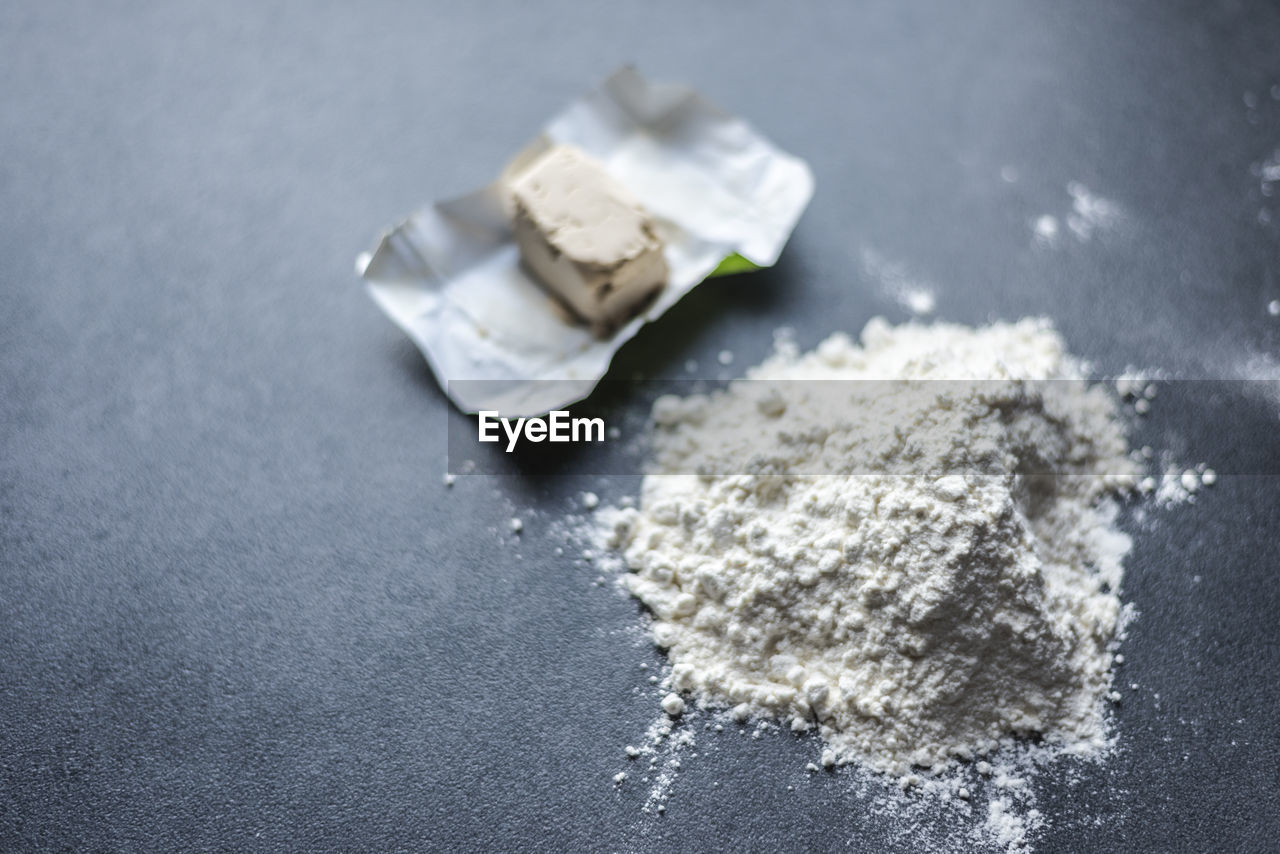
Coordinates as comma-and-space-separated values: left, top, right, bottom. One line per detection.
357, 66, 813, 415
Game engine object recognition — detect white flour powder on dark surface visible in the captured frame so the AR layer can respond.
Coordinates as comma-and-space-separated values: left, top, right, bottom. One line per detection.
593, 317, 1159, 851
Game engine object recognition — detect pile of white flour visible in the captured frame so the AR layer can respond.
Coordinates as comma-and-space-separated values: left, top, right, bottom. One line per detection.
600, 317, 1139, 785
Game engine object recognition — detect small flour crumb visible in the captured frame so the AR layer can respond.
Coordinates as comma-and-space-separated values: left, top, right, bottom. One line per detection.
509, 517, 523, 534
581, 491, 600, 510
718, 350, 734, 366
661, 693, 685, 717
443, 473, 456, 487
982, 797, 1040, 852
1156, 468, 1204, 506
903, 288, 936, 315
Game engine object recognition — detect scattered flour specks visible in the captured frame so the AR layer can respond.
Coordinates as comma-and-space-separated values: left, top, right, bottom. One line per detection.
859, 247, 938, 316
1032, 182, 1123, 245
1065, 182, 1122, 241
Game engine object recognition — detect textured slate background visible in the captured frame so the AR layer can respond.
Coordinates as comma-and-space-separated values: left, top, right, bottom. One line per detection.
2, 1, 1278, 851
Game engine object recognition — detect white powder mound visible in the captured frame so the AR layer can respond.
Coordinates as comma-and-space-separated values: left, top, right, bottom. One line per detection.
602, 317, 1139, 784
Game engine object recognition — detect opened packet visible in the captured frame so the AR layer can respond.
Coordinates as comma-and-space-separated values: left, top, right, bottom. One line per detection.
357, 67, 813, 415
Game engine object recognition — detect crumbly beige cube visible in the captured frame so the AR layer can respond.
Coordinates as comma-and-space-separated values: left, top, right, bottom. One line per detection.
510, 145, 668, 336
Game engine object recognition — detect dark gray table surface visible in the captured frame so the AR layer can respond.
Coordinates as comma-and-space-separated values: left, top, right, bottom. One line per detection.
3, 2, 1279, 851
